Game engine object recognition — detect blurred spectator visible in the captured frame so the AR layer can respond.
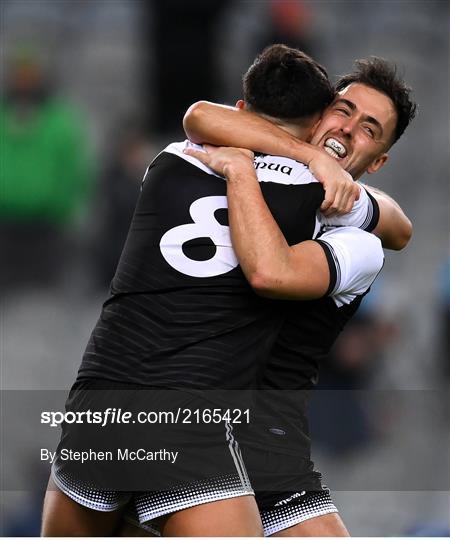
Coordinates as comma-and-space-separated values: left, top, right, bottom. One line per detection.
310, 295, 398, 455
92, 122, 153, 288
259, 1, 316, 57
0, 48, 92, 292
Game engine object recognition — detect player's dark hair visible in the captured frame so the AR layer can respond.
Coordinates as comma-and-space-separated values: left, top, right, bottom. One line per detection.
243, 44, 334, 120
335, 57, 417, 144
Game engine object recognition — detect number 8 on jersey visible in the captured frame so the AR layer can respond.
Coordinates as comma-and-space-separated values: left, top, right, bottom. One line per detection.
159, 196, 239, 278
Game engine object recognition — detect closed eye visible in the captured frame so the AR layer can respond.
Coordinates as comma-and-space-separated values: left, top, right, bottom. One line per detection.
335, 107, 351, 116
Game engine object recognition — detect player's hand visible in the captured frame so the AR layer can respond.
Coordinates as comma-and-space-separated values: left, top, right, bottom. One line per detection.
308, 151, 360, 216
184, 144, 254, 178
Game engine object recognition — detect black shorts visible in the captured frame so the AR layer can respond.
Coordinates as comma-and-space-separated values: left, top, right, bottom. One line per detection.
122, 427, 336, 535
52, 380, 253, 519
236, 409, 323, 495
244, 409, 336, 536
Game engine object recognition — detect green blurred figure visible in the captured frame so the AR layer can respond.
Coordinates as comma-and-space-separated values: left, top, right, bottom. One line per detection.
0, 50, 92, 291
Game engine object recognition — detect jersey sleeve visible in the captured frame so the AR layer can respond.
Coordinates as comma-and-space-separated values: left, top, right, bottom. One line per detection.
319, 185, 380, 231
158, 140, 224, 178
315, 227, 384, 307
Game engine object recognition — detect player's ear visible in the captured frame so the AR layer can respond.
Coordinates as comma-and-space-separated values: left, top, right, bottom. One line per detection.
367, 153, 389, 174
235, 99, 245, 110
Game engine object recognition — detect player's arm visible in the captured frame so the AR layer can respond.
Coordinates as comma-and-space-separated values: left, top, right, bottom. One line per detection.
225, 159, 330, 299
184, 101, 412, 250
363, 184, 412, 250
184, 101, 358, 215
183, 145, 331, 300
185, 145, 384, 300
320, 183, 412, 250
184, 101, 312, 159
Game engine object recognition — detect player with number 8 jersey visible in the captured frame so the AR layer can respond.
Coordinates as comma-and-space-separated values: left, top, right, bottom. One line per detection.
49, 139, 341, 533
78, 141, 327, 389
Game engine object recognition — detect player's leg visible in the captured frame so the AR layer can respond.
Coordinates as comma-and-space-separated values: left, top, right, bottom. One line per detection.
160, 496, 263, 536
117, 497, 345, 537
117, 496, 263, 537
272, 512, 349, 537
41, 477, 124, 536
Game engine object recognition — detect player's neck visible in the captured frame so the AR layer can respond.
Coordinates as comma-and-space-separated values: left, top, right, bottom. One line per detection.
276, 122, 311, 141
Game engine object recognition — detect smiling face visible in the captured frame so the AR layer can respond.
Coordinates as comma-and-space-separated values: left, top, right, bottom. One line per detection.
311, 83, 398, 180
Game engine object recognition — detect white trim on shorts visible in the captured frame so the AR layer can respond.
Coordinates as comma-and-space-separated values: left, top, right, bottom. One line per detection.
134, 474, 253, 523
260, 490, 338, 536
51, 465, 131, 511
225, 421, 249, 488
51, 420, 253, 521
129, 489, 338, 537
54, 464, 253, 522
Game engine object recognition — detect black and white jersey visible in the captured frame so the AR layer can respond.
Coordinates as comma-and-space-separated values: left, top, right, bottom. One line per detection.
246, 227, 384, 457
77, 141, 379, 390
253, 148, 380, 239
78, 141, 325, 389
261, 227, 384, 390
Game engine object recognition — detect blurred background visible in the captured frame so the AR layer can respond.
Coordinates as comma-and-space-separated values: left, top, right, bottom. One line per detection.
1, 0, 449, 536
